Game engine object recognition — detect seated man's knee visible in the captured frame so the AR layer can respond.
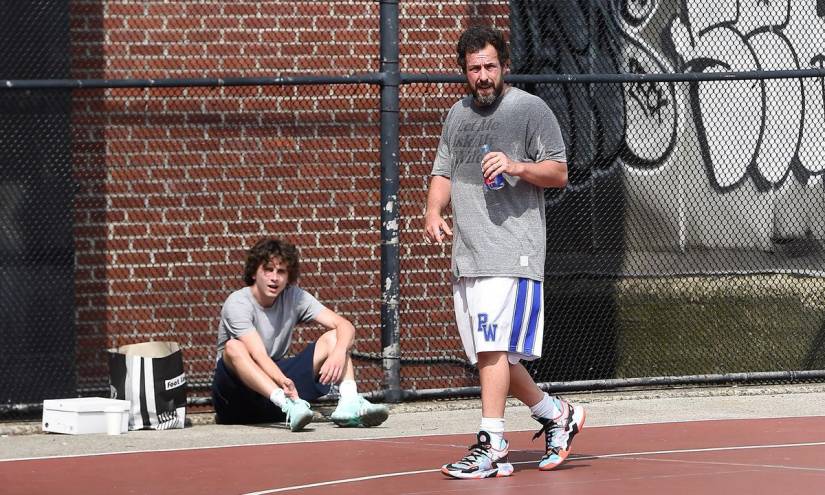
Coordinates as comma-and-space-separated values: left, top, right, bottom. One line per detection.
318, 329, 338, 349
223, 339, 250, 362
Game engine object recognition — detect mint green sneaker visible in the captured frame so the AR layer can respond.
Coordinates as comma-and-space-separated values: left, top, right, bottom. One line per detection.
330, 396, 389, 427
281, 398, 313, 432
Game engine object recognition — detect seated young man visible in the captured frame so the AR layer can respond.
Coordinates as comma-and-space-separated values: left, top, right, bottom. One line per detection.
211, 237, 388, 430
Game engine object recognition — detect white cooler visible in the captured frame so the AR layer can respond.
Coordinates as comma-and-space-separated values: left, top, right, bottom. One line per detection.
42, 397, 130, 435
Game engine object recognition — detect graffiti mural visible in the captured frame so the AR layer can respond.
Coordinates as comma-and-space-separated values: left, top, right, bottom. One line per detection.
512, 0, 825, 267
666, 0, 824, 188
624, 0, 825, 256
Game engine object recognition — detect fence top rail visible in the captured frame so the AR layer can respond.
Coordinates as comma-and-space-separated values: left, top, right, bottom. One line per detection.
404, 67, 825, 84
0, 73, 384, 90
2, 68, 825, 91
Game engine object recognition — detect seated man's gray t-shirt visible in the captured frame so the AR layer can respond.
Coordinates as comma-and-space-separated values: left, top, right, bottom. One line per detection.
216, 285, 325, 361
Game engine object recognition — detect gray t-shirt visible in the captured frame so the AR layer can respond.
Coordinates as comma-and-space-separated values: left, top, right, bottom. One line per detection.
431, 87, 567, 281
215, 285, 325, 361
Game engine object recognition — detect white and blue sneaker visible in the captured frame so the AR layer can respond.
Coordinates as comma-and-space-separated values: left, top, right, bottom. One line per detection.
441, 431, 514, 479
281, 398, 313, 432
533, 400, 586, 470
330, 395, 389, 427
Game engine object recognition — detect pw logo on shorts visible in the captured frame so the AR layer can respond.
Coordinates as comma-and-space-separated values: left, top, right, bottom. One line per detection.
477, 313, 498, 342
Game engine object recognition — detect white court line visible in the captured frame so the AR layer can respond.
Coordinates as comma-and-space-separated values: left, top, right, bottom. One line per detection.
2, 414, 823, 463
620, 455, 825, 473
240, 440, 825, 495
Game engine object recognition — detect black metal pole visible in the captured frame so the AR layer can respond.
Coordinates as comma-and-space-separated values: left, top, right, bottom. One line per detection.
379, 0, 402, 403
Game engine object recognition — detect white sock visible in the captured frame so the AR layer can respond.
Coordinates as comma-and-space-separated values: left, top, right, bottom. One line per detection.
338, 380, 358, 401
479, 417, 506, 448
529, 393, 563, 421
269, 388, 287, 408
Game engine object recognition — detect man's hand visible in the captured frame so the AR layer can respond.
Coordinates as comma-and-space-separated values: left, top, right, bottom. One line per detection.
278, 377, 299, 400
481, 149, 517, 180
318, 348, 348, 385
424, 175, 452, 244
423, 212, 452, 244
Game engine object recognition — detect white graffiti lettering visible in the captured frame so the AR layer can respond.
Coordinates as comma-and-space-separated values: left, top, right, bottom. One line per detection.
669, 0, 825, 188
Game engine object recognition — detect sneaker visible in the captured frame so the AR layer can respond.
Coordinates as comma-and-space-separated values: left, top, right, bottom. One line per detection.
532, 400, 586, 470
281, 398, 313, 432
330, 395, 389, 427
441, 431, 514, 479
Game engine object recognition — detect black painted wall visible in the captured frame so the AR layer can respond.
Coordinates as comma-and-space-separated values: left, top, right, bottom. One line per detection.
0, 1, 77, 404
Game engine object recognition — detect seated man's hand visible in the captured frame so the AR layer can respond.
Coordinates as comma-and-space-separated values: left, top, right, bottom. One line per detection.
279, 377, 299, 400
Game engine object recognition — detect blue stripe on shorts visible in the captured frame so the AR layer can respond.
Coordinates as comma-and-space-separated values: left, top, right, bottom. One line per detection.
524, 280, 541, 355
509, 278, 529, 352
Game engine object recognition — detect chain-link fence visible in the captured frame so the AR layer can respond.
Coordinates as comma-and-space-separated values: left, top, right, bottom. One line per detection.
2, 1, 824, 419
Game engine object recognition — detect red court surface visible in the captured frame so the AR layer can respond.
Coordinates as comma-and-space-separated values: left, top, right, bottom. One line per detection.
3, 416, 825, 494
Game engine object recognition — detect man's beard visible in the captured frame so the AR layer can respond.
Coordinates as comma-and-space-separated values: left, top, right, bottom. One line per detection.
472, 81, 502, 106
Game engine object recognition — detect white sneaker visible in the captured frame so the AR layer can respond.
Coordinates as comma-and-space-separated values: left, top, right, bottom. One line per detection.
533, 400, 586, 470
281, 398, 313, 432
330, 396, 389, 427
441, 431, 514, 479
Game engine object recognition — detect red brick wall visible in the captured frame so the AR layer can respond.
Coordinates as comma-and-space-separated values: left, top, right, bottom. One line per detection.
68, 0, 509, 398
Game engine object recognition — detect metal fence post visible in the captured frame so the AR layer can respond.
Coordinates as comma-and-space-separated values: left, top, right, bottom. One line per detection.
379, 0, 402, 403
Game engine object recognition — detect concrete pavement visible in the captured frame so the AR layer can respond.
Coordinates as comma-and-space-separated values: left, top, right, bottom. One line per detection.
2, 383, 824, 461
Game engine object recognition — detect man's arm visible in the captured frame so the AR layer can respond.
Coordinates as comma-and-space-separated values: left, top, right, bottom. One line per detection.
423, 175, 453, 243
312, 308, 355, 384
235, 330, 298, 397
482, 153, 568, 189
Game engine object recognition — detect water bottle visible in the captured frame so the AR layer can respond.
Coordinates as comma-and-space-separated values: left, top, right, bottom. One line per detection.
481, 144, 505, 191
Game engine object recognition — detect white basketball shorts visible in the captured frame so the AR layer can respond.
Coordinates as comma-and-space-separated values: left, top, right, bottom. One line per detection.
453, 276, 544, 365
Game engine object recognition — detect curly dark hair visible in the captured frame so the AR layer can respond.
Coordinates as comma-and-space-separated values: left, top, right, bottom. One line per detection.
243, 238, 300, 286
456, 25, 509, 73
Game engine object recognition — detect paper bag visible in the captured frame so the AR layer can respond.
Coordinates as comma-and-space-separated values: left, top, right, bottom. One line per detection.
108, 341, 187, 430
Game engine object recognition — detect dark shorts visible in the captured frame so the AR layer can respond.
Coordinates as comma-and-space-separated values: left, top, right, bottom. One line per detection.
211, 342, 331, 425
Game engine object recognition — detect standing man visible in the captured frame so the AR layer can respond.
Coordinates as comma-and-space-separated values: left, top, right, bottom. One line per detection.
424, 25, 585, 479
211, 237, 389, 430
